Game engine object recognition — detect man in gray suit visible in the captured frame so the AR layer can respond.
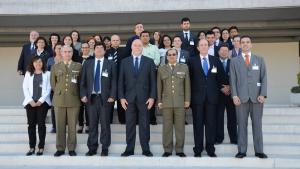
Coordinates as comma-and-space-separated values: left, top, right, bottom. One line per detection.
80, 42, 117, 156
230, 35, 268, 159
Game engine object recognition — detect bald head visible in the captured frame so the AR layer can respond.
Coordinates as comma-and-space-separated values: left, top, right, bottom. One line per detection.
131, 39, 143, 56
111, 34, 121, 48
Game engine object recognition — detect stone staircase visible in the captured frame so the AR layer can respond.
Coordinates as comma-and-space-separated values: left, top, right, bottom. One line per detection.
0, 107, 299, 169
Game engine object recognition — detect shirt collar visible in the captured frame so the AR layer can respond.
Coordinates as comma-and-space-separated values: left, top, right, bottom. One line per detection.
242, 52, 251, 57
200, 54, 209, 60
95, 56, 104, 62
183, 30, 190, 34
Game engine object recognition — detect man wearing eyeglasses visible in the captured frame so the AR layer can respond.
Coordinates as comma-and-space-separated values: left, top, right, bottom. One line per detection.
157, 48, 190, 157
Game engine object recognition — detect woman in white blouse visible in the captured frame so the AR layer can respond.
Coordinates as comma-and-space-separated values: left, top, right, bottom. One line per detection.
22, 56, 51, 156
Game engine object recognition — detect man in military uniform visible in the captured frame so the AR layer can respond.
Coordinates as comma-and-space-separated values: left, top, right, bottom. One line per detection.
50, 45, 82, 157
157, 48, 191, 157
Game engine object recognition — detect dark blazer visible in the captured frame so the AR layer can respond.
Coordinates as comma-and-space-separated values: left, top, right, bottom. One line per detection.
118, 55, 156, 103
165, 49, 190, 65
35, 50, 51, 65
177, 31, 198, 56
105, 47, 128, 72
17, 43, 35, 75
80, 57, 117, 102
231, 48, 242, 58
125, 35, 139, 58
188, 55, 226, 105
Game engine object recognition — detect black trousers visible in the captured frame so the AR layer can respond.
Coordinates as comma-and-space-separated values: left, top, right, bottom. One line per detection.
191, 100, 216, 154
125, 102, 150, 153
216, 94, 237, 143
79, 103, 89, 127
25, 102, 49, 149
109, 100, 126, 124
149, 101, 157, 123
87, 94, 111, 151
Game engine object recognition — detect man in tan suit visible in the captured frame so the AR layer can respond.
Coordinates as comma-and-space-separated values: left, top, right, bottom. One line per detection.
157, 48, 191, 157
51, 45, 82, 157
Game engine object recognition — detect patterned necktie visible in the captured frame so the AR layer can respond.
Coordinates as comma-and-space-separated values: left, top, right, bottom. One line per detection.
113, 50, 118, 63
203, 57, 209, 76
94, 60, 101, 93
245, 54, 250, 66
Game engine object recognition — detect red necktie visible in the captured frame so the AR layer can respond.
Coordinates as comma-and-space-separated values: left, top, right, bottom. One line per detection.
245, 54, 250, 66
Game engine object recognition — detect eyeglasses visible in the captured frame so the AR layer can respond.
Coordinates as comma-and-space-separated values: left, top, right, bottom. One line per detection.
167, 54, 176, 56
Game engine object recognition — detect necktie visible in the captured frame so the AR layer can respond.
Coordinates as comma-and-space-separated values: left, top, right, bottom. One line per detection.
245, 54, 250, 66
184, 33, 189, 41
222, 60, 227, 71
94, 60, 101, 93
203, 57, 209, 76
134, 57, 139, 76
113, 50, 118, 63
31, 44, 35, 54
171, 65, 175, 74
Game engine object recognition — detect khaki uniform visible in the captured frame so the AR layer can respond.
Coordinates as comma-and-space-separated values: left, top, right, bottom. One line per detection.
51, 61, 82, 151
157, 63, 190, 153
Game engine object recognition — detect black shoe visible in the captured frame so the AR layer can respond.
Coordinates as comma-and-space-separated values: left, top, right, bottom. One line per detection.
230, 141, 237, 145
85, 127, 89, 133
176, 152, 186, 157
36, 149, 44, 156
121, 151, 134, 157
69, 151, 77, 156
77, 127, 83, 134
26, 148, 35, 156
101, 149, 108, 156
162, 152, 172, 157
85, 150, 97, 156
142, 151, 153, 157
50, 128, 56, 133
255, 153, 268, 159
235, 152, 246, 158
215, 141, 223, 145
150, 121, 157, 125
54, 151, 65, 157
194, 153, 201, 157
207, 152, 217, 157
185, 121, 188, 125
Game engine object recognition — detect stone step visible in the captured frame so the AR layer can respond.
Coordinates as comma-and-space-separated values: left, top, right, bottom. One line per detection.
0, 143, 299, 156
0, 132, 299, 145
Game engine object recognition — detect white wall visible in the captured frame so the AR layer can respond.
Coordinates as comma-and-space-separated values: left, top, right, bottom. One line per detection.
0, 42, 298, 107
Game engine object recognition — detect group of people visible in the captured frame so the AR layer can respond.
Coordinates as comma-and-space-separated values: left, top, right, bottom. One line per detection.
18, 17, 267, 159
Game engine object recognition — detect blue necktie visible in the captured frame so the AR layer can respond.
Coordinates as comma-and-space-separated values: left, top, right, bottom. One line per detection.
94, 60, 101, 93
222, 60, 227, 72
203, 57, 209, 76
134, 57, 139, 76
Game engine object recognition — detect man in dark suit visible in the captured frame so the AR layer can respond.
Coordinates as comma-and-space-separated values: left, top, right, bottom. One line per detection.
206, 31, 221, 58
215, 44, 237, 145
231, 35, 242, 58
17, 30, 39, 75
118, 39, 156, 157
176, 17, 197, 56
125, 23, 144, 57
171, 35, 190, 64
105, 34, 128, 124
188, 39, 226, 157
80, 42, 117, 156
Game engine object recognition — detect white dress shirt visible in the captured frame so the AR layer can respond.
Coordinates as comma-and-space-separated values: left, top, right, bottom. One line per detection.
208, 44, 215, 56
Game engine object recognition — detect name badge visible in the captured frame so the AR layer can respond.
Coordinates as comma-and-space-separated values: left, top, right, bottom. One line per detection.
180, 58, 186, 63
189, 41, 194, 46
102, 70, 108, 77
177, 72, 185, 75
257, 83, 261, 87
211, 66, 217, 73
108, 56, 113, 60
71, 78, 77, 83
252, 64, 259, 70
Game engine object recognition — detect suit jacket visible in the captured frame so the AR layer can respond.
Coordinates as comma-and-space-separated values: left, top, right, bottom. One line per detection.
118, 55, 156, 103
188, 55, 226, 105
35, 50, 51, 65
164, 49, 190, 65
22, 71, 52, 106
105, 47, 128, 72
157, 64, 190, 108
231, 48, 242, 58
80, 57, 117, 102
230, 54, 267, 103
177, 31, 198, 56
50, 61, 82, 107
17, 43, 35, 75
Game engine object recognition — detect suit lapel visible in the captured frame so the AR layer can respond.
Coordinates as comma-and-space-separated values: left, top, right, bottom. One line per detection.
197, 56, 205, 76
208, 55, 214, 75
137, 56, 146, 76
101, 59, 108, 82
